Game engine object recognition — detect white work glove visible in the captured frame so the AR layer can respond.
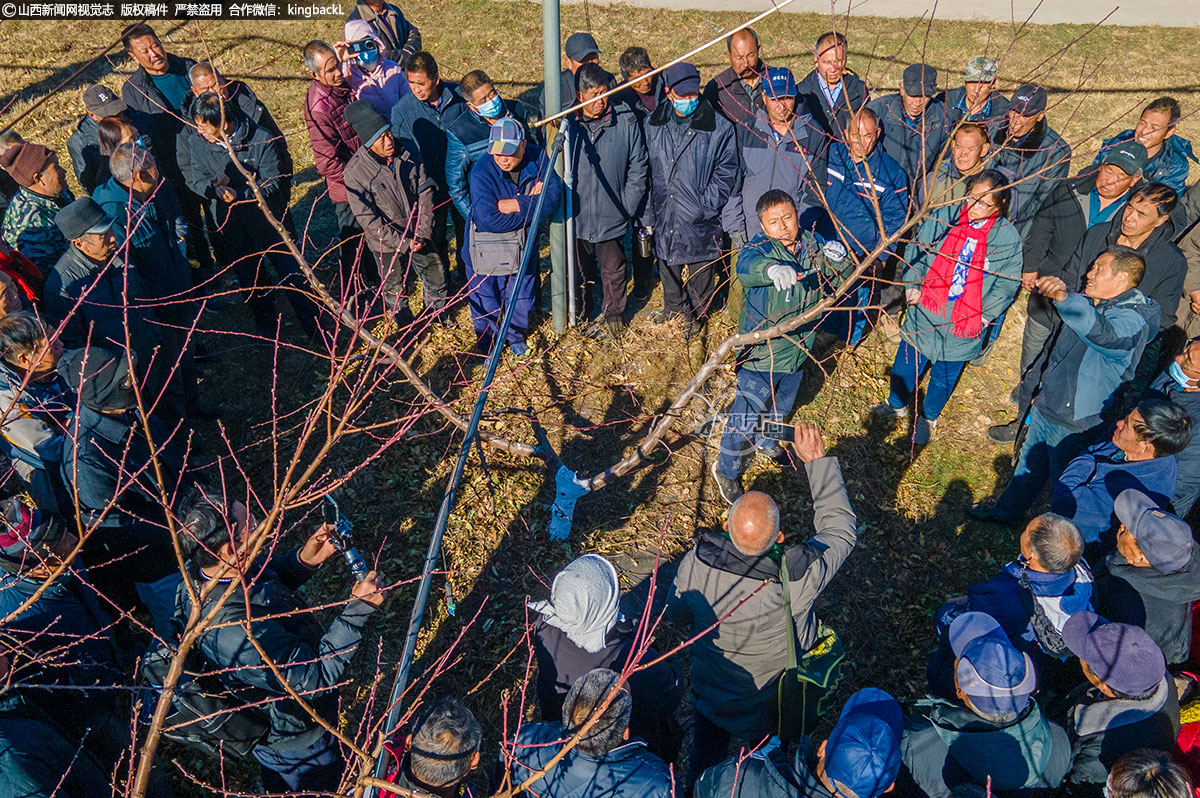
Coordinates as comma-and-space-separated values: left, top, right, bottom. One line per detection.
822, 240, 848, 262
906, 287, 921, 305
767, 263, 798, 292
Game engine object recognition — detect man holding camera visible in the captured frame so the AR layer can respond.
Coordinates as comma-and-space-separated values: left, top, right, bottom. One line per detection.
174, 489, 386, 792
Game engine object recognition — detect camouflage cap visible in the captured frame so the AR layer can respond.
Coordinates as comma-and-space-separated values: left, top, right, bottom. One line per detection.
964, 57, 999, 83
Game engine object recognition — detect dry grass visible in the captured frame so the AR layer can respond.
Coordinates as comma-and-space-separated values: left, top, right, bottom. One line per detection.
0, 3, 1196, 790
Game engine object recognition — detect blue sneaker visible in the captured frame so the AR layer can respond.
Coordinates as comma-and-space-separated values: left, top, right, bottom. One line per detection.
510, 341, 528, 357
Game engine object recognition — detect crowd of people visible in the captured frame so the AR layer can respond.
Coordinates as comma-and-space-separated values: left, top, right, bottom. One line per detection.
2, 1, 1200, 796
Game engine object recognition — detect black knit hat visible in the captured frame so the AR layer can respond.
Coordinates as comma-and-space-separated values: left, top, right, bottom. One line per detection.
343, 101, 389, 148
59, 346, 137, 412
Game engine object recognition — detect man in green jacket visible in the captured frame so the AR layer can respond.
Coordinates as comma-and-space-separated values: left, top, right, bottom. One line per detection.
712, 189, 853, 503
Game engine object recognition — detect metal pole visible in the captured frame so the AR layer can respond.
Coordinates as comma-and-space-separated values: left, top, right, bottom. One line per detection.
544, 0, 568, 333
367, 134, 565, 795
564, 123, 577, 325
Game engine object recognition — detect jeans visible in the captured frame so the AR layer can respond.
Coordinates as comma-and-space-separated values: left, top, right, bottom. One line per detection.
254, 731, 344, 793
717, 368, 804, 479
661, 259, 717, 321
576, 237, 627, 321
135, 570, 184, 638
685, 708, 732, 796
991, 407, 1097, 522
822, 274, 876, 345
887, 340, 968, 422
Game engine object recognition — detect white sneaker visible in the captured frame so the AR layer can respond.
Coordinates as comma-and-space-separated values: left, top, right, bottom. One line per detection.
871, 402, 909, 420
914, 416, 938, 446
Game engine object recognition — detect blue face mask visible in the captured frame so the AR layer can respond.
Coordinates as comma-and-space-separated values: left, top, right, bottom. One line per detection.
357, 47, 380, 71
1170, 359, 1199, 389
474, 96, 503, 118
673, 96, 700, 116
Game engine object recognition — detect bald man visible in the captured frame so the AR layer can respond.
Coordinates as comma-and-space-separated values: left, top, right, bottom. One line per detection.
669, 423, 858, 789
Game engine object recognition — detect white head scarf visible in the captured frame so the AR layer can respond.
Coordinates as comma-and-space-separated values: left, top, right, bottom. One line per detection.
528, 554, 622, 654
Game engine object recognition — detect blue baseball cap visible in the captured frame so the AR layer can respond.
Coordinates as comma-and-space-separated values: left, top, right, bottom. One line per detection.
950, 612, 1037, 717
1116, 489, 1193, 572
663, 62, 701, 96
764, 67, 797, 100
488, 117, 524, 156
823, 688, 903, 798
1063, 611, 1166, 696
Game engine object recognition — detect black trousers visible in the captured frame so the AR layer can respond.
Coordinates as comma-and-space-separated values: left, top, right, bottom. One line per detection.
576, 237, 627, 322
661, 259, 717, 321
332, 199, 379, 294
220, 207, 320, 337
375, 246, 448, 318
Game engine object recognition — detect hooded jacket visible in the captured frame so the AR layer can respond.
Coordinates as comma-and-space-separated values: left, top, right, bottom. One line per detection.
176, 549, 378, 752
120, 52, 197, 178
567, 102, 650, 243
343, 144, 433, 255
818, 141, 909, 261
1098, 544, 1200, 664
346, 1, 421, 66
736, 230, 855, 374
0, 691, 110, 798
901, 698, 1072, 797
1028, 288, 1158, 433
1093, 129, 1197, 196
961, 561, 1094, 657
867, 92, 951, 195
1050, 440, 1176, 544
507, 720, 673, 798
443, 99, 529, 219
703, 65, 767, 130
667, 457, 856, 736
795, 69, 870, 143
390, 80, 463, 194
1062, 212, 1187, 333
0, 358, 71, 481
1063, 676, 1180, 788
899, 203, 1024, 363
642, 98, 739, 266
183, 114, 291, 220
991, 117, 1072, 234
303, 78, 361, 204
179, 80, 291, 198
722, 109, 825, 240
694, 736, 835, 798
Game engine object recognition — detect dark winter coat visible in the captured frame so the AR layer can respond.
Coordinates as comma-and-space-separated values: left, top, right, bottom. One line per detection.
703, 65, 766, 130
567, 103, 649, 243
120, 52, 196, 178
91, 175, 192, 312
667, 457, 856, 736
1064, 213, 1187, 332
1028, 288, 1159, 433
176, 549, 378, 751
444, 100, 529, 218
694, 736, 834, 798
1023, 172, 1107, 328
795, 69, 870, 143
722, 109, 824, 239
533, 618, 683, 742
900, 698, 1072, 797
507, 720, 673, 798
1097, 544, 1200, 664
67, 108, 154, 193
303, 79, 360, 205
184, 114, 291, 222
818, 141, 909, 260
1062, 676, 1180, 789
990, 118, 1072, 233
642, 99, 739, 266
0, 692, 110, 798
1051, 440, 1176, 544
867, 93, 951, 196
60, 405, 190, 583
736, 231, 855, 373
1144, 371, 1200, 513
390, 80, 464, 194
343, 145, 434, 256
43, 245, 162, 356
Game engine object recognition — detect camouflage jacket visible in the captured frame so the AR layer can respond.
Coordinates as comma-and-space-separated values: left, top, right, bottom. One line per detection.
1, 187, 70, 275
